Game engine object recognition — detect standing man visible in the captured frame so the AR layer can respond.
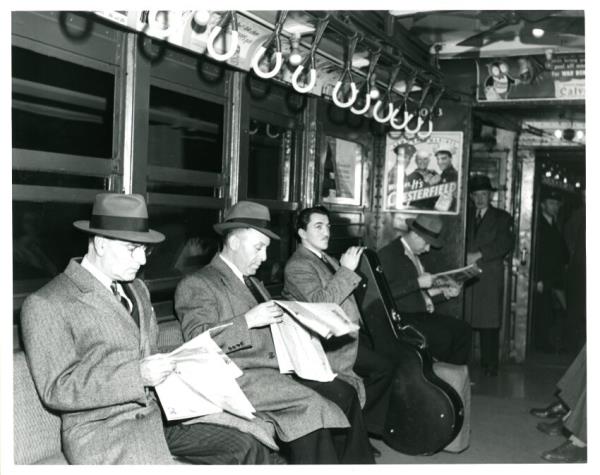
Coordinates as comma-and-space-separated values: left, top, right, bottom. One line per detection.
532, 189, 569, 352
283, 206, 395, 444
21, 193, 272, 464
378, 214, 472, 365
175, 201, 374, 464
464, 175, 514, 377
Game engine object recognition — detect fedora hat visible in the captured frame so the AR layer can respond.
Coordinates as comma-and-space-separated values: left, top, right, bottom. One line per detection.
73, 193, 165, 244
405, 214, 443, 248
469, 174, 496, 192
214, 201, 280, 240
540, 188, 562, 202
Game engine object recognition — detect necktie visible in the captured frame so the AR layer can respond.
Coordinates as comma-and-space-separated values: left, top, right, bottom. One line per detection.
244, 276, 267, 303
111, 282, 132, 314
475, 211, 483, 229
319, 254, 337, 275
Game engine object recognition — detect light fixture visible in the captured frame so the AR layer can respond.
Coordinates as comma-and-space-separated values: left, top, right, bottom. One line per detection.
575, 182, 581, 188
532, 28, 545, 38
553, 129, 563, 139
193, 10, 211, 26
576, 130, 585, 140
545, 171, 552, 178
545, 48, 554, 61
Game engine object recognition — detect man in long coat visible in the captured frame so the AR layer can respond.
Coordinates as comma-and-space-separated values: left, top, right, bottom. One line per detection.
21, 193, 271, 464
175, 201, 374, 464
465, 175, 514, 376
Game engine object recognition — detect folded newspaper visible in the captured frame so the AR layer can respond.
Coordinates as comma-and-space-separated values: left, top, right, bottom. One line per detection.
155, 324, 256, 421
431, 263, 482, 287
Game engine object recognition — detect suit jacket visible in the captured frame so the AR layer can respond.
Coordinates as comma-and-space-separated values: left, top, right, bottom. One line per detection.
174, 254, 349, 442
20, 259, 175, 464
464, 205, 514, 328
535, 216, 568, 289
282, 245, 366, 406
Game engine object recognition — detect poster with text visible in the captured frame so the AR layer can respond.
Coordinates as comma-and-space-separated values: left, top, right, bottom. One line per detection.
384, 132, 463, 214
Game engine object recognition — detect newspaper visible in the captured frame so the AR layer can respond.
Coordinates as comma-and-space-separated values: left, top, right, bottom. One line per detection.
155, 324, 256, 421
431, 263, 482, 287
273, 300, 360, 339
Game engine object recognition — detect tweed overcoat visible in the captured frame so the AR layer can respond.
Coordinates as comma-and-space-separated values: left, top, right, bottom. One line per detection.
20, 259, 175, 464
174, 254, 350, 442
464, 205, 514, 328
282, 245, 366, 406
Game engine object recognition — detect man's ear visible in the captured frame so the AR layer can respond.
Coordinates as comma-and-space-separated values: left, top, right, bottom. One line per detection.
93, 236, 106, 256
298, 228, 307, 242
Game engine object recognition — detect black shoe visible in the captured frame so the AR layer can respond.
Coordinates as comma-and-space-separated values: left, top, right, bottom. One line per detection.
369, 442, 381, 458
530, 401, 568, 419
541, 441, 587, 463
536, 419, 564, 436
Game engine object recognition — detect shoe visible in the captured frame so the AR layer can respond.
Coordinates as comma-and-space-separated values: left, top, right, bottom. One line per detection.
541, 441, 587, 463
530, 401, 568, 419
536, 419, 564, 436
369, 442, 382, 458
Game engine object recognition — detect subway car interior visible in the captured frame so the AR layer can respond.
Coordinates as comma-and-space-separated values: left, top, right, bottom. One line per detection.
6, 9, 588, 467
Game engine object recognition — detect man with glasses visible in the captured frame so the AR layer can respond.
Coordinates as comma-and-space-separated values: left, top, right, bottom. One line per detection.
21, 193, 273, 464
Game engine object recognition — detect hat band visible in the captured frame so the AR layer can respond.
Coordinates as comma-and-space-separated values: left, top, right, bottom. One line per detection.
226, 217, 271, 228
411, 221, 440, 240
90, 214, 149, 233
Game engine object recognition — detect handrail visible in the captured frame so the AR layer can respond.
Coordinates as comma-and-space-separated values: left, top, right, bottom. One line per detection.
416, 85, 444, 139
390, 69, 418, 130
332, 32, 360, 108
372, 61, 401, 123
350, 47, 381, 115
250, 10, 288, 79
291, 14, 330, 94
205, 11, 239, 62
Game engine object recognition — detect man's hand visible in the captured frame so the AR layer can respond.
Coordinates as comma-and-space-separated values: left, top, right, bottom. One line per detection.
340, 246, 365, 271
536, 281, 544, 293
417, 273, 433, 289
140, 353, 176, 387
245, 301, 284, 329
466, 251, 482, 265
441, 280, 461, 299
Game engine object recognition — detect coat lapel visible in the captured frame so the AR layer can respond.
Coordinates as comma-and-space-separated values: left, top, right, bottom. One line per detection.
210, 254, 260, 308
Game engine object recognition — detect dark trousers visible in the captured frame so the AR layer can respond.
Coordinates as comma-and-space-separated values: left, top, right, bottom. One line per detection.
164, 421, 273, 464
478, 328, 499, 370
401, 312, 472, 365
292, 377, 375, 464
354, 333, 396, 436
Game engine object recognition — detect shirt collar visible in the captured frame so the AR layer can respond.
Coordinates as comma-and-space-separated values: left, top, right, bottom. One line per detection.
302, 243, 323, 259
81, 255, 113, 290
477, 207, 488, 218
219, 253, 245, 282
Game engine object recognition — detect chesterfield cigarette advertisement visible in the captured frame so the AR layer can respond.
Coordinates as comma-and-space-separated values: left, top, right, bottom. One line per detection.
384, 132, 463, 214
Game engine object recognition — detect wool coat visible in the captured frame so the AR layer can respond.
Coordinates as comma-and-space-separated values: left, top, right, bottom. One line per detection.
281, 245, 366, 406
20, 259, 176, 464
174, 254, 350, 443
464, 205, 514, 328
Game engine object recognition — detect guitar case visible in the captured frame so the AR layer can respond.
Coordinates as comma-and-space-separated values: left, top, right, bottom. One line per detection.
354, 248, 464, 455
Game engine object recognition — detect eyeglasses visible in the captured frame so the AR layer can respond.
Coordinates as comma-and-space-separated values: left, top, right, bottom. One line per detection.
124, 243, 153, 258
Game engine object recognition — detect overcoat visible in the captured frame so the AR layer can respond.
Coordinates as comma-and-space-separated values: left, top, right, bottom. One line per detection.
282, 245, 366, 406
174, 254, 350, 442
20, 260, 176, 464
464, 205, 514, 328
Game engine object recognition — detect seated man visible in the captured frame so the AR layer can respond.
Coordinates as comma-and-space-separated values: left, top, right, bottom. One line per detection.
377, 214, 472, 365
175, 201, 374, 464
282, 206, 395, 444
21, 193, 272, 464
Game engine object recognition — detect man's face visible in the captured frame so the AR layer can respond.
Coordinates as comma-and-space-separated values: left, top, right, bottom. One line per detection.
470, 190, 492, 210
299, 212, 330, 252
98, 237, 147, 282
230, 228, 270, 276
436, 153, 452, 171
415, 152, 430, 170
406, 231, 430, 255
541, 198, 560, 219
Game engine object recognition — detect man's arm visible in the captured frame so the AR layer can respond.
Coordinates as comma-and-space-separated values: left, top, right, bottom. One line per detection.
21, 294, 147, 412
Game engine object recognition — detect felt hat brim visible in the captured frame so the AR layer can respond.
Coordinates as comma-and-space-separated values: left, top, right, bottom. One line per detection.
213, 221, 280, 240
73, 220, 165, 244
405, 218, 443, 248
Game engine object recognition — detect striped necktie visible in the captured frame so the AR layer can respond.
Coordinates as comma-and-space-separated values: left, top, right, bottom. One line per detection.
111, 282, 132, 314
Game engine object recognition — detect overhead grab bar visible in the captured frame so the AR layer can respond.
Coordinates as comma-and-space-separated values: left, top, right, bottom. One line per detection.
251, 10, 288, 79
404, 78, 433, 136
205, 11, 239, 62
390, 69, 418, 130
351, 47, 381, 115
332, 33, 360, 108
291, 14, 330, 94
416, 85, 444, 140
372, 61, 401, 123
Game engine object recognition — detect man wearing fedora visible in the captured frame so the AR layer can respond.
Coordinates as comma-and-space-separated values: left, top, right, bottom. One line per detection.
21, 193, 273, 464
377, 214, 472, 366
175, 201, 374, 464
464, 175, 514, 377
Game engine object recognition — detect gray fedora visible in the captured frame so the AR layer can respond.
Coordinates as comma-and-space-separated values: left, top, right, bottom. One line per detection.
73, 193, 165, 244
214, 201, 280, 240
405, 214, 444, 248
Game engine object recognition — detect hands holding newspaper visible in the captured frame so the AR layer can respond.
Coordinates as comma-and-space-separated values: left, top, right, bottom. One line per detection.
140, 353, 176, 386
245, 301, 284, 328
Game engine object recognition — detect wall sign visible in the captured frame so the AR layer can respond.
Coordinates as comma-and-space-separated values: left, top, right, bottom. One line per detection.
476, 53, 585, 102
321, 137, 364, 206
383, 131, 463, 215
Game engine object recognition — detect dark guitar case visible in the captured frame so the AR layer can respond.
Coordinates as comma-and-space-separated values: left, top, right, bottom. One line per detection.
354, 248, 464, 455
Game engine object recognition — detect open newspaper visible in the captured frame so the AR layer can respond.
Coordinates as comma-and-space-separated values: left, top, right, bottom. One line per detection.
154, 324, 256, 421
269, 301, 359, 382
431, 263, 482, 287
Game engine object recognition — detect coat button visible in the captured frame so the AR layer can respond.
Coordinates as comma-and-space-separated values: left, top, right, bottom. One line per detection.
268, 352, 275, 359
135, 413, 145, 420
